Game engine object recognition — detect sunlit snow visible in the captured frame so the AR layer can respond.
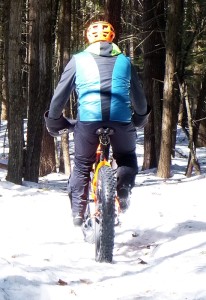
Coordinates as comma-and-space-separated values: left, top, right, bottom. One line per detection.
0, 122, 206, 300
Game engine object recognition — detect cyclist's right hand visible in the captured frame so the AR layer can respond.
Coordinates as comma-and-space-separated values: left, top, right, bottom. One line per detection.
132, 105, 151, 129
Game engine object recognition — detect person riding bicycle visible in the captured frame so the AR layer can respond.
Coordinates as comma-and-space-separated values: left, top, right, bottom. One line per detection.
45, 21, 150, 226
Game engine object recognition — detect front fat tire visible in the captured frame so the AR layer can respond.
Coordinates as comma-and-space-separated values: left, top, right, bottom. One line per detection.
95, 166, 116, 263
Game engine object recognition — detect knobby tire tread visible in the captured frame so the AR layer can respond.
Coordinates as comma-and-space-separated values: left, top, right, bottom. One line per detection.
95, 165, 116, 263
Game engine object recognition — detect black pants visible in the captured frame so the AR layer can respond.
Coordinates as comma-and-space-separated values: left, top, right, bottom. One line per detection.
68, 121, 138, 216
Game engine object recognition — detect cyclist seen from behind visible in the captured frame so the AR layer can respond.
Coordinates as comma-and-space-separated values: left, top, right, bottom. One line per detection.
45, 21, 150, 226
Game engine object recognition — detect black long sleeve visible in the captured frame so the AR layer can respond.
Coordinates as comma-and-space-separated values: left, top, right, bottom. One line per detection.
130, 64, 147, 115
48, 57, 76, 119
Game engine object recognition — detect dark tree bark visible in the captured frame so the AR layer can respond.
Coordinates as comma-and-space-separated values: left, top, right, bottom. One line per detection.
0, 3, 6, 121
39, 130, 56, 177
24, 0, 55, 182
157, 0, 184, 178
142, 0, 166, 170
5, 0, 25, 185
105, 0, 122, 42
195, 74, 206, 147
184, 84, 201, 177
55, 0, 72, 176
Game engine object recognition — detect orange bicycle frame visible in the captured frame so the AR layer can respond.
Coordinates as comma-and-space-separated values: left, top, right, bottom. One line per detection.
91, 144, 110, 202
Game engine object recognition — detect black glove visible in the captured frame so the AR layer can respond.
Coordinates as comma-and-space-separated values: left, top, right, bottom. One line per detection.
44, 110, 77, 137
132, 105, 151, 128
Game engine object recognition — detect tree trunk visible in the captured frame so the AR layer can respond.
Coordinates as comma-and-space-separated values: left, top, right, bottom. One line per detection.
195, 73, 206, 147
157, 0, 184, 178
142, 0, 166, 170
39, 128, 56, 177
5, 0, 25, 185
25, 0, 55, 182
55, 0, 72, 176
194, 72, 206, 147
184, 84, 201, 177
105, 0, 122, 42
0, 5, 7, 121
60, 133, 71, 176
39, 1, 57, 177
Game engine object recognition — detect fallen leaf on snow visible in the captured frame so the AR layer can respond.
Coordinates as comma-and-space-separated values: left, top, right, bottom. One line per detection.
57, 279, 68, 286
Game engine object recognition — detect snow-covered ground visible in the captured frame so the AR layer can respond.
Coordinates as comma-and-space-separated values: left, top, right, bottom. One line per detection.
0, 123, 206, 300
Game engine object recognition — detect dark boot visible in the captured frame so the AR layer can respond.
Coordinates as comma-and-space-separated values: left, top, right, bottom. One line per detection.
117, 184, 131, 212
68, 179, 87, 227
116, 166, 136, 212
73, 212, 84, 226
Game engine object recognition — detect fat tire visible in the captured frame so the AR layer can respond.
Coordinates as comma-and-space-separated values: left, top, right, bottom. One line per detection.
95, 165, 116, 263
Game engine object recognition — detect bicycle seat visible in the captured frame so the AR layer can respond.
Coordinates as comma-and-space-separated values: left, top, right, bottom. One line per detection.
96, 127, 115, 136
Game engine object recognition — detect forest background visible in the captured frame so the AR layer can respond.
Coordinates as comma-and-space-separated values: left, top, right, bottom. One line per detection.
0, 0, 206, 185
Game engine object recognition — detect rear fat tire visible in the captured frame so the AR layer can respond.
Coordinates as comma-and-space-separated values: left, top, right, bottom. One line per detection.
95, 166, 116, 263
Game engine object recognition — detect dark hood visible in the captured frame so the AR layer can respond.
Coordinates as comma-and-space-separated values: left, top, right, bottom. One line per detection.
84, 42, 122, 57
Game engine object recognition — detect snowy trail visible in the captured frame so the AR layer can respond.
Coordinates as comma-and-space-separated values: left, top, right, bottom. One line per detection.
0, 170, 206, 300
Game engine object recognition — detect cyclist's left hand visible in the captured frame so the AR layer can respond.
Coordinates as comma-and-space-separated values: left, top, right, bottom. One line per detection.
44, 110, 77, 137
